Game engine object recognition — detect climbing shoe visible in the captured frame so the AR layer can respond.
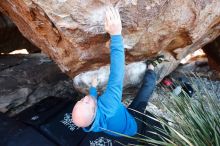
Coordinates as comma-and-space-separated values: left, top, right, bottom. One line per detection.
146, 55, 169, 67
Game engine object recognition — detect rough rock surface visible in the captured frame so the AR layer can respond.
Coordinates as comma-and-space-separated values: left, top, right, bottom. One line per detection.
73, 52, 178, 94
0, 54, 76, 116
0, 0, 219, 77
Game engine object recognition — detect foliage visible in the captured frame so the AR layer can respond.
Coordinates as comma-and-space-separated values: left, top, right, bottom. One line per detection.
137, 75, 220, 146
115, 75, 220, 146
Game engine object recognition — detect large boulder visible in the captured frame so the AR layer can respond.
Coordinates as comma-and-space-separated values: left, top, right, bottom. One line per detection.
0, 0, 219, 78
0, 54, 76, 116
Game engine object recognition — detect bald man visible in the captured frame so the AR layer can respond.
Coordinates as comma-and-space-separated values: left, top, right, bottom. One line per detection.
72, 7, 137, 136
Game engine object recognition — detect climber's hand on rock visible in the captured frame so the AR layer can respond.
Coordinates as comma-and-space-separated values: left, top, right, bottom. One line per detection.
104, 6, 122, 35
91, 76, 98, 87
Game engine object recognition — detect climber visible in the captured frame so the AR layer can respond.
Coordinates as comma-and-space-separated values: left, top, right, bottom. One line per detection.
71, 6, 166, 137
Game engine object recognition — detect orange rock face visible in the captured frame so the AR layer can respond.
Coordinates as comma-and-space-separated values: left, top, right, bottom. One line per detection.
0, 0, 220, 77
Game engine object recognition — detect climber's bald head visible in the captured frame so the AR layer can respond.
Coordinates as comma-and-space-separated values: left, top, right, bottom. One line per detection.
72, 95, 97, 127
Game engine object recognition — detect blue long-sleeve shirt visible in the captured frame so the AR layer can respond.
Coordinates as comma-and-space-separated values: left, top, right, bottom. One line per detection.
83, 35, 137, 136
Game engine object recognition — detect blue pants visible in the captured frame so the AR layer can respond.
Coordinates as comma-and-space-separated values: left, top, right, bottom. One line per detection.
128, 69, 156, 113
128, 69, 164, 139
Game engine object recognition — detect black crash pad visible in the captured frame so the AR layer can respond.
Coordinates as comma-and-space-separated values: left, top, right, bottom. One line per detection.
0, 113, 56, 146
1, 96, 161, 146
